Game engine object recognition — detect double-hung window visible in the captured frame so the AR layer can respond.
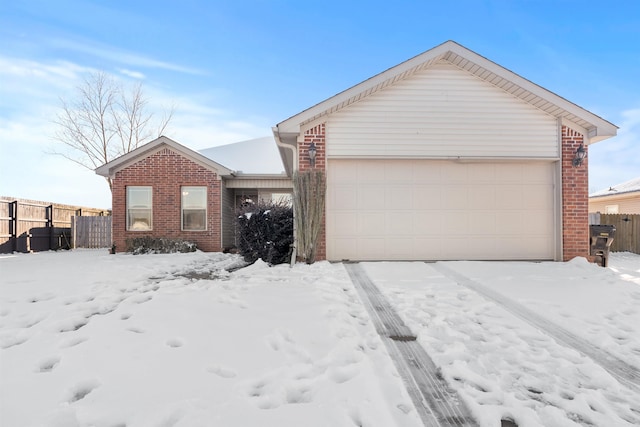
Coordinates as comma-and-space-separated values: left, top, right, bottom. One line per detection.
127, 186, 152, 231
182, 186, 207, 231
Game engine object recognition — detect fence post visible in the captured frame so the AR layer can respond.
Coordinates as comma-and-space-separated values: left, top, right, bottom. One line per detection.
47, 205, 54, 250
9, 201, 17, 252
71, 216, 76, 249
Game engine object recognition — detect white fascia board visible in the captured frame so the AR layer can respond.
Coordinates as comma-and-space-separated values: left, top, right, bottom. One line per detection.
94, 136, 234, 178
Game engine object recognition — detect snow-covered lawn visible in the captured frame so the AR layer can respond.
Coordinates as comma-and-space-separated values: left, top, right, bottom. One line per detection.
1, 250, 639, 427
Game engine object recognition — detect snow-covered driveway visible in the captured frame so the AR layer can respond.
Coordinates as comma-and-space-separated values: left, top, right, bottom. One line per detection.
1, 250, 639, 427
362, 256, 640, 426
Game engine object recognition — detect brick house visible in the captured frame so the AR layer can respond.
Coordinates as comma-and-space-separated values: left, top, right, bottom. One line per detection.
98, 40, 617, 261
95, 136, 292, 252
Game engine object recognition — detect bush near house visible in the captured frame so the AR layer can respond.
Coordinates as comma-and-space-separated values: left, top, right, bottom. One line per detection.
125, 237, 197, 255
236, 201, 293, 265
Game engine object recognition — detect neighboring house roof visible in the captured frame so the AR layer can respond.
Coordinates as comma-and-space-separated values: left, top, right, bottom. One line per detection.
273, 40, 618, 175
95, 136, 234, 178
590, 177, 640, 198
199, 137, 286, 175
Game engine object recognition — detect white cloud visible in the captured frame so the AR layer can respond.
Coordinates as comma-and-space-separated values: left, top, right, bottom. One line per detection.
118, 68, 146, 79
49, 38, 205, 75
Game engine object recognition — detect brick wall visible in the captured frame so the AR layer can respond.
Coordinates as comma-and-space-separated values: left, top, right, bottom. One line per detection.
298, 123, 327, 260
561, 126, 590, 261
112, 147, 221, 252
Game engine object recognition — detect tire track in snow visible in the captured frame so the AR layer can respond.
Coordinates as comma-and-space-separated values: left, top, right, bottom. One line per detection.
345, 263, 478, 427
433, 263, 640, 394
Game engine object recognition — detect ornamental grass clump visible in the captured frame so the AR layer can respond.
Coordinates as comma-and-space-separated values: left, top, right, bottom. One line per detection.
292, 170, 326, 264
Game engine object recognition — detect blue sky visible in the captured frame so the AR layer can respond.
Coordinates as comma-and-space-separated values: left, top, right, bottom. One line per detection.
1, 0, 638, 209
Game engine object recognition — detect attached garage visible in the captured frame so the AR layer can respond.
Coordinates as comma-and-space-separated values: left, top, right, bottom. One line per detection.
326, 159, 556, 261
273, 40, 617, 262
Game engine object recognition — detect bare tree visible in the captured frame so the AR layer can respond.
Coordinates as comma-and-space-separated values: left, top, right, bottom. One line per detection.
52, 71, 174, 191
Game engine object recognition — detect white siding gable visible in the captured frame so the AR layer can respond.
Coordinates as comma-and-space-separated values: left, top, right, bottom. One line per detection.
326, 61, 558, 159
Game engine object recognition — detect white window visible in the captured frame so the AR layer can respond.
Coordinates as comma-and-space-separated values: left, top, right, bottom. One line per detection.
605, 205, 619, 214
182, 186, 207, 231
127, 186, 152, 231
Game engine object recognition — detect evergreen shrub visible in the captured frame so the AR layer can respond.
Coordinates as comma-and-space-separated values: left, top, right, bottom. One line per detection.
236, 200, 293, 265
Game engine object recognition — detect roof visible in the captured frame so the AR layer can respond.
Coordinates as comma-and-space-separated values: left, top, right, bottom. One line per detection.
273, 40, 618, 175
199, 136, 286, 175
95, 136, 234, 178
590, 177, 640, 198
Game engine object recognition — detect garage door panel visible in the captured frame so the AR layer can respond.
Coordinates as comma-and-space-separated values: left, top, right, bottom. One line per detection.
357, 212, 385, 235
496, 237, 551, 259
442, 187, 469, 209
414, 238, 444, 259
523, 185, 552, 209
329, 238, 357, 260
413, 186, 441, 209
496, 163, 525, 183
495, 187, 524, 209
332, 186, 358, 210
385, 162, 414, 183
386, 186, 413, 209
329, 212, 358, 235
495, 212, 523, 235
413, 163, 443, 183
443, 212, 470, 235
329, 163, 357, 182
413, 212, 444, 234
468, 186, 496, 209
468, 212, 497, 235
387, 212, 415, 235
523, 211, 553, 234
387, 238, 416, 259
358, 163, 385, 183
468, 163, 497, 182
357, 238, 386, 259
441, 237, 491, 259
524, 163, 552, 182
326, 159, 555, 260
446, 163, 469, 183
358, 187, 381, 210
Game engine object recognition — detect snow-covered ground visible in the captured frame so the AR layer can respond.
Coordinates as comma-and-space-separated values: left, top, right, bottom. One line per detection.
1, 250, 639, 427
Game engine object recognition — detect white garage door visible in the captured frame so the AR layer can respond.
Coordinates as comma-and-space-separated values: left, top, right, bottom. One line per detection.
326, 159, 556, 261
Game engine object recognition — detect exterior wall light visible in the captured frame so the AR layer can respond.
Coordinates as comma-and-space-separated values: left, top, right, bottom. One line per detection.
308, 142, 317, 167
572, 143, 587, 167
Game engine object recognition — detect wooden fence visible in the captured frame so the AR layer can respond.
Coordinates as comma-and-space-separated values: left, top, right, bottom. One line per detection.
72, 216, 112, 249
0, 197, 110, 253
591, 213, 640, 254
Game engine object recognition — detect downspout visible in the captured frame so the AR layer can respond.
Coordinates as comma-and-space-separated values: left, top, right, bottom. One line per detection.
273, 126, 298, 267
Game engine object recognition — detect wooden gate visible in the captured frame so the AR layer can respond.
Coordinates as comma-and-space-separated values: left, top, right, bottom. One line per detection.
72, 216, 112, 248
597, 214, 640, 254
